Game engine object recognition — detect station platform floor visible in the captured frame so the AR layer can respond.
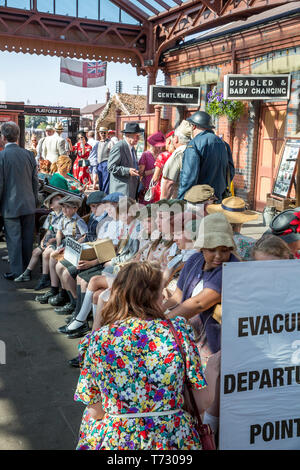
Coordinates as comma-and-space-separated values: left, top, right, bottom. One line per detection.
0, 214, 266, 450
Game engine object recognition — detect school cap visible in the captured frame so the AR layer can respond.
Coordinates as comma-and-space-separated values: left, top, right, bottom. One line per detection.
58, 195, 82, 208
86, 191, 107, 205
43, 191, 64, 209
102, 192, 124, 203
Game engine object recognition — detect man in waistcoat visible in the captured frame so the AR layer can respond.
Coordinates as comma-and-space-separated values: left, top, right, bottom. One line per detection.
88, 127, 114, 192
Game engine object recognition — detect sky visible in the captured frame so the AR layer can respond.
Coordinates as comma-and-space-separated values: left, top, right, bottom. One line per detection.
0, 50, 165, 109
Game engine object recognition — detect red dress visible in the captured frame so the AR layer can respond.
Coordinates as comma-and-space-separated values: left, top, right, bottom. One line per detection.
152, 151, 172, 202
72, 143, 92, 185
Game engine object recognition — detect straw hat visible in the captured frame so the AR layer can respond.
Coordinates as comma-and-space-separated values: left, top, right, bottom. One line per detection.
99, 127, 108, 132
194, 213, 235, 250
206, 196, 259, 224
55, 122, 64, 131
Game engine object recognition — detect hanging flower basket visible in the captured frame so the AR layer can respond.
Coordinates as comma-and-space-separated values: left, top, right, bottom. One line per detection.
206, 87, 245, 123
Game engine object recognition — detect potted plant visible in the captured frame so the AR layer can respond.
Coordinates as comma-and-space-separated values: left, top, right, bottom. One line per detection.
206, 87, 245, 123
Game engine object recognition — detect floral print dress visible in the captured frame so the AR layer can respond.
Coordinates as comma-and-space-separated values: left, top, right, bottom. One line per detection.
74, 317, 207, 450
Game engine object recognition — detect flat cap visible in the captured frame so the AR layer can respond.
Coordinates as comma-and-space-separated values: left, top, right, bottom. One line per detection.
43, 191, 64, 209
184, 185, 215, 203
86, 191, 107, 205
102, 192, 124, 203
58, 195, 82, 208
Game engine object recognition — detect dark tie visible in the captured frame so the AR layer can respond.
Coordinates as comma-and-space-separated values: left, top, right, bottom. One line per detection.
131, 147, 139, 170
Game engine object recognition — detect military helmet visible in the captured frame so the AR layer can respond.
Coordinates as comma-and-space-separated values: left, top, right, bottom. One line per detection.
187, 111, 215, 130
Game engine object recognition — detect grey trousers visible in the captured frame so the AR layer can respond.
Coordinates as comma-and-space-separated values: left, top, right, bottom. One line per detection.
3, 214, 35, 276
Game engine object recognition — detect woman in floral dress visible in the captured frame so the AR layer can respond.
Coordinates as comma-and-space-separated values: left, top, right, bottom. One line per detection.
74, 261, 219, 450
72, 132, 92, 185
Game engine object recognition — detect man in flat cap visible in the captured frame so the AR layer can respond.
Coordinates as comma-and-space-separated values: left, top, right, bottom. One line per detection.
107, 122, 143, 199
178, 111, 235, 203
161, 120, 192, 200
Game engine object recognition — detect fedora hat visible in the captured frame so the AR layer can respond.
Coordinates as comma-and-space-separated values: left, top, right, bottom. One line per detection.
43, 191, 64, 209
194, 213, 235, 250
99, 127, 108, 132
121, 122, 144, 134
46, 125, 54, 131
187, 111, 215, 130
184, 185, 215, 204
147, 131, 165, 147
206, 196, 259, 224
267, 208, 300, 244
55, 121, 64, 131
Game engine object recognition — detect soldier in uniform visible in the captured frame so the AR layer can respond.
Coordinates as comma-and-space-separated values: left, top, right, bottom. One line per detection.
177, 111, 235, 203
42, 121, 69, 164
35, 195, 88, 305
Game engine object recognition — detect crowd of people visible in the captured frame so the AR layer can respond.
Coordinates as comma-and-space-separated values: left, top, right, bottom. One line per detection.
0, 115, 300, 451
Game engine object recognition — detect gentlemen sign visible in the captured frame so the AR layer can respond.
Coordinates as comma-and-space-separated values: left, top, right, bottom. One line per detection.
149, 85, 200, 106
224, 74, 290, 100
219, 260, 300, 450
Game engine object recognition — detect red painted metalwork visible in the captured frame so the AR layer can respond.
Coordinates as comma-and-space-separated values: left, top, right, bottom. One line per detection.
0, 1, 297, 75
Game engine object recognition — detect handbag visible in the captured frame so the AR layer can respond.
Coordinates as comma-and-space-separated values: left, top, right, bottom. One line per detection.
166, 319, 216, 450
144, 180, 157, 202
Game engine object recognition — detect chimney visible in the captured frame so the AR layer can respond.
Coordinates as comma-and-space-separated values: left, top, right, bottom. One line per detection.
106, 88, 110, 103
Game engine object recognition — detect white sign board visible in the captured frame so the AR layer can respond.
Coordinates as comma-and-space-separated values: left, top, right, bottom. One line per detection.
219, 260, 300, 450
64, 237, 82, 266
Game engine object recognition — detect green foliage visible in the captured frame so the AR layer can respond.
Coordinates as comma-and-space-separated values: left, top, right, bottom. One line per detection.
206, 87, 245, 122
25, 115, 48, 129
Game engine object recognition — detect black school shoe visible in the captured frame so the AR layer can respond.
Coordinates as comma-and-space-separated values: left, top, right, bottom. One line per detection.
54, 303, 75, 315
68, 357, 80, 368
57, 321, 90, 339
35, 290, 56, 304
48, 292, 69, 307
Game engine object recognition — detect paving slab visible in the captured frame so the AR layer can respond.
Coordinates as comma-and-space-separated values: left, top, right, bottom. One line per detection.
0, 242, 85, 450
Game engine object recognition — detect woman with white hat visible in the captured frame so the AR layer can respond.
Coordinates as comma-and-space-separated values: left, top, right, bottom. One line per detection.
163, 212, 239, 357
206, 196, 258, 261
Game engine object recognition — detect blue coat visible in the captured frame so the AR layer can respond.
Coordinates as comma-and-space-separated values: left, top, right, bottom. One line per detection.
177, 130, 235, 202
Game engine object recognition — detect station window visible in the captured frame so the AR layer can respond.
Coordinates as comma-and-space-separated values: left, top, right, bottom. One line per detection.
4, 0, 31, 8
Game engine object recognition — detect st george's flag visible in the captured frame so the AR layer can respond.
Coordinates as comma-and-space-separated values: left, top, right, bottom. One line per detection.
60, 57, 107, 88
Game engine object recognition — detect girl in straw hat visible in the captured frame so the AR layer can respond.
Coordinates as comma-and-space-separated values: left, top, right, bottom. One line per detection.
206, 196, 258, 260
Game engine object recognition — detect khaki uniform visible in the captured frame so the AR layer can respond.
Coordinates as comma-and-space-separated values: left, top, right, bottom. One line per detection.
42, 133, 69, 163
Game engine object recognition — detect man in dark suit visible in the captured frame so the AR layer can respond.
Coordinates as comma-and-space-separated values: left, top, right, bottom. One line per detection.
0, 122, 39, 280
107, 122, 143, 199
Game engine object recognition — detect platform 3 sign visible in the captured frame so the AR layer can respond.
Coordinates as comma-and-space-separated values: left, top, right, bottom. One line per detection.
223, 74, 290, 100
149, 85, 200, 106
219, 260, 300, 450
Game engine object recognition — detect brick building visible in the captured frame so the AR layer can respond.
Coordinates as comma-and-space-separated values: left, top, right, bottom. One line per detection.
160, 3, 300, 210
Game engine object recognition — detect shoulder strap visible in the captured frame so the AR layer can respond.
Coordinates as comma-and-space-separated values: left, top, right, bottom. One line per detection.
166, 319, 204, 427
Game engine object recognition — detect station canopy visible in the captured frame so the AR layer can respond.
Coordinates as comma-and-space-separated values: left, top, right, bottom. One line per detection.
0, 0, 189, 23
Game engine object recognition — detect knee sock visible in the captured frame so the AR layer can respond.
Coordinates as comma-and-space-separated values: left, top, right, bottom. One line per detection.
50, 286, 59, 295
92, 303, 97, 320
73, 285, 82, 316
60, 288, 68, 299
67, 290, 93, 331
67, 291, 77, 308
